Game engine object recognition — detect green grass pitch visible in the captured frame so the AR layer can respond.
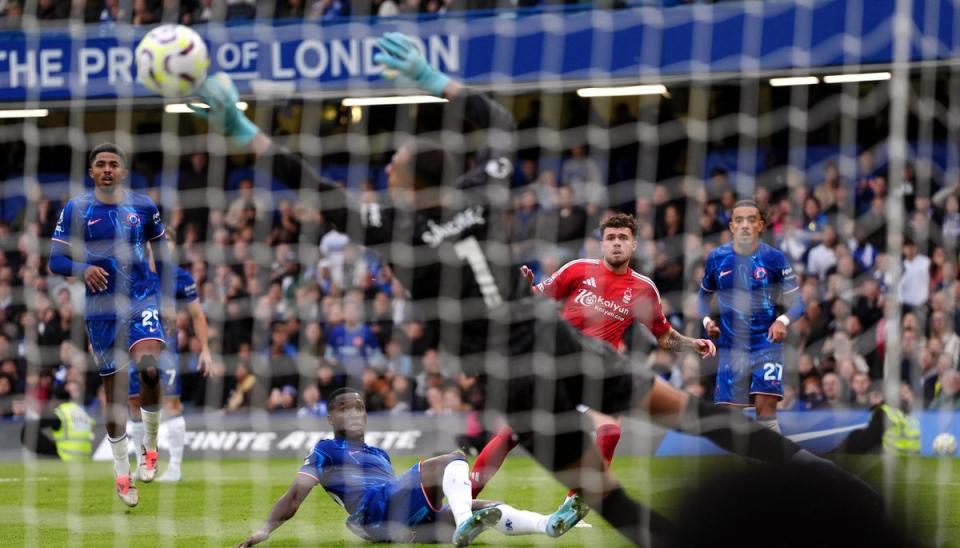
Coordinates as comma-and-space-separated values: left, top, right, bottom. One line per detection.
2, 455, 959, 546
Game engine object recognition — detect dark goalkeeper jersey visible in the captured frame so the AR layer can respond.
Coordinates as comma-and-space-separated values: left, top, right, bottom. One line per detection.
268, 88, 534, 374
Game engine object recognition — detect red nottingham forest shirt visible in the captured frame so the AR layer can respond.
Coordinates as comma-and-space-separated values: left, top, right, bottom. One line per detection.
534, 259, 671, 352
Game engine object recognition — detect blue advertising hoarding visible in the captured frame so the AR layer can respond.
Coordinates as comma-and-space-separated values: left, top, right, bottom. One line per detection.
0, 0, 957, 101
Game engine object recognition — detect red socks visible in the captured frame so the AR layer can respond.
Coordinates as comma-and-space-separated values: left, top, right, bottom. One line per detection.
567, 423, 621, 498
470, 425, 518, 498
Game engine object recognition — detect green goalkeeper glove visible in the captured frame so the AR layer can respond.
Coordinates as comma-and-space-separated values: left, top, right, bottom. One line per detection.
188, 72, 259, 147
373, 32, 451, 97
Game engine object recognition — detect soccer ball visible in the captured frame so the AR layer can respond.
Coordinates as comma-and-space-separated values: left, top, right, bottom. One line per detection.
135, 25, 209, 98
933, 432, 957, 456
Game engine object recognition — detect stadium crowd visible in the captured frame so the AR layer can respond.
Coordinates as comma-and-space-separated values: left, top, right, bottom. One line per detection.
0, 129, 958, 428
0, 0, 760, 24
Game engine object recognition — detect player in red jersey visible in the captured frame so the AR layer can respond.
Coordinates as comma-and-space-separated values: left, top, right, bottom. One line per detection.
470, 213, 710, 510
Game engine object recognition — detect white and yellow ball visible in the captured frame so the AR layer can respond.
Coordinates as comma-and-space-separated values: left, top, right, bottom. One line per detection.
933, 432, 957, 456
135, 24, 209, 98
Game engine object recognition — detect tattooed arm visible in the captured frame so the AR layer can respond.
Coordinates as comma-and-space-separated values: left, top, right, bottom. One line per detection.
657, 328, 716, 358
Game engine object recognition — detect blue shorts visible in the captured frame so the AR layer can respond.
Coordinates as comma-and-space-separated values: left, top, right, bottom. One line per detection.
714, 347, 785, 406
86, 303, 166, 376
128, 349, 180, 398
346, 462, 439, 542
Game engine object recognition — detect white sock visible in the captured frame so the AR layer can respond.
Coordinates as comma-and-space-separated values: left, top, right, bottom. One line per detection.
141, 408, 160, 451
442, 460, 473, 527
165, 415, 186, 468
108, 434, 131, 478
757, 417, 781, 434
492, 504, 549, 536
128, 420, 144, 465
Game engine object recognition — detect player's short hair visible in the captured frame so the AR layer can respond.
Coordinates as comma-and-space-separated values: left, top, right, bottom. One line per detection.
88, 142, 127, 168
599, 212, 637, 237
404, 139, 453, 190
328, 387, 361, 404
732, 199, 764, 222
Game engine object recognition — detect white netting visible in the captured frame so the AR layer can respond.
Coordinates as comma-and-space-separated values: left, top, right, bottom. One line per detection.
4, 0, 960, 545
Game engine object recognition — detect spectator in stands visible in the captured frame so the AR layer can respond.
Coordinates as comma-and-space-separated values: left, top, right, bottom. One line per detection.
930, 368, 960, 410
267, 385, 298, 411
806, 225, 839, 282
131, 0, 160, 24
706, 167, 731, 202
716, 189, 736, 226
0, 372, 14, 417
382, 338, 413, 377
226, 356, 261, 411
318, 227, 349, 287
36, 0, 69, 19
297, 383, 326, 417
510, 189, 540, 264
225, 0, 256, 19
369, 291, 394, 349
819, 372, 847, 410
698, 201, 724, 242
306, 0, 350, 19
414, 348, 446, 401
562, 145, 605, 218
325, 299, 382, 384
531, 165, 559, 211
849, 372, 873, 409
923, 353, 953, 408
275, 0, 305, 18
443, 385, 466, 412
930, 310, 960, 366
371, 0, 399, 16
818, 163, 847, 218
538, 185, 587, 261
800, 376, 825, 410
401, 319, 434, 357
798, 195, 828, 251
299, 320, 325, 358
941, 194, 960, 249
424, 385, 445, 416
849, 225, 877, 272
898, 237, 931, 314
389, 374, 413, 413
928, 246, 951, 293
225, 178, 266, 231
1, 0, 22, 20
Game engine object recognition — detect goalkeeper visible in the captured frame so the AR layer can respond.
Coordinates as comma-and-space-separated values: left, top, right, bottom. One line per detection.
192, 32, 876, 546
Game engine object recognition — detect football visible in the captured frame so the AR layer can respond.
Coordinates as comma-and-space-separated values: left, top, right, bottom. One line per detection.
933, 433, 957, 456
135, 24, 209, 98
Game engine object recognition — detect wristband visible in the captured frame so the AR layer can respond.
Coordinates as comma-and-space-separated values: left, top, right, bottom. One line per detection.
776, 314, 791, 327
702, 316, 714, 329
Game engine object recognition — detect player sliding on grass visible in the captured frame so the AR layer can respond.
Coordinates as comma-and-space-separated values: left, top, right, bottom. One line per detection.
194, 31, 875, 545
470, 213, 693, 506
237, 387, 589, 546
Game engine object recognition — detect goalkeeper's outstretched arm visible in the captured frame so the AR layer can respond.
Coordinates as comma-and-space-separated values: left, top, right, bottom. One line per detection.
191, 72, 391, 244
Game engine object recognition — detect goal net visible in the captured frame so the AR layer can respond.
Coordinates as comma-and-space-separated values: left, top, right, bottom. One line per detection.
4, 0, 960, 545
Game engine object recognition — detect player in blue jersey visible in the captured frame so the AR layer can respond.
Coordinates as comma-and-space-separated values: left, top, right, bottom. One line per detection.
128, 226, 213, 482
237, 387, 589, 546
698, 200, 806, 434
49, 143, 173, 507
